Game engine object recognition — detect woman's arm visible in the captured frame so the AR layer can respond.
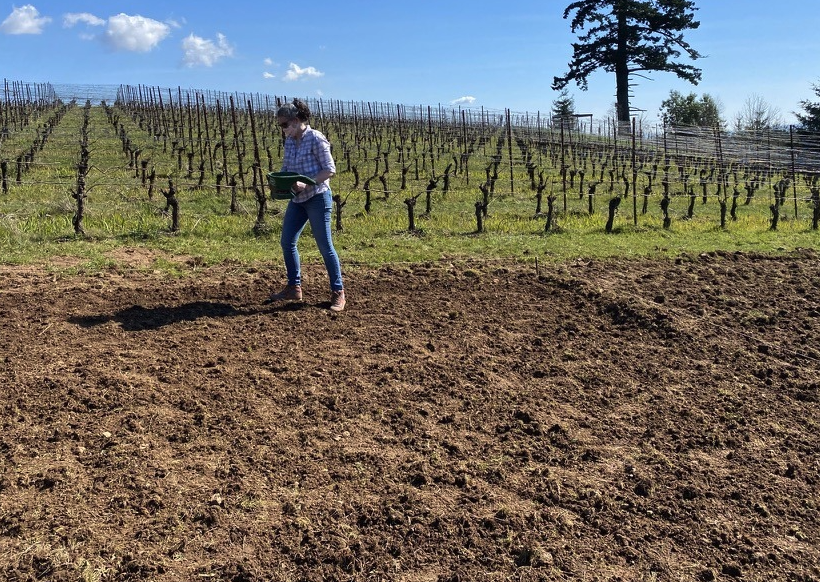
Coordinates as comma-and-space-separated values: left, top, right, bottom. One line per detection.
293, 167, 334, 193
312, 168, 336, 183
313, 132, 336, 181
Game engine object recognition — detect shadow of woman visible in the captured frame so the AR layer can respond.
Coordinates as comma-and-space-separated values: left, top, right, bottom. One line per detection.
69, 299, 312, 331
69, 301, 244, 331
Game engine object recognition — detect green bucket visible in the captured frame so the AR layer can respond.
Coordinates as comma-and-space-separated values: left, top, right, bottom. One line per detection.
267, 172, 316, 200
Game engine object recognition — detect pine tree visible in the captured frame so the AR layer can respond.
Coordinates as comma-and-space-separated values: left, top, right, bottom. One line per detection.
552, 88, 577, 129
553, 0, 702, 125
659, 90, 723, 128
796, 82, 820, 133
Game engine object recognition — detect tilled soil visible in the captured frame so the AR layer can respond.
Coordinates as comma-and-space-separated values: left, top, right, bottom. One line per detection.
1, 251, 819, 582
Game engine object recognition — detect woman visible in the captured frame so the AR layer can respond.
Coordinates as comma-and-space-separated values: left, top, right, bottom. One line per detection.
267, 99, 345, 312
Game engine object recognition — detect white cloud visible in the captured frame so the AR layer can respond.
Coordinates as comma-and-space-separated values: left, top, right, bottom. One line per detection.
263, 72, 275, 79
104, 13, 170, 52
63, 12, 105, 28
182, 32, 234, 67
283, 62, 324, 81
451, 96, 477, 106
1, 5, 51, 34
263, 57, 274, 66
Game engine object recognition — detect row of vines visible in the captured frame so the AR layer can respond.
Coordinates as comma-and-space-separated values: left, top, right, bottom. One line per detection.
2, 80, 820, 241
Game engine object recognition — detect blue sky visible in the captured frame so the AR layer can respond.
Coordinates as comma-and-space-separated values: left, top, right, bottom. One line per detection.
1, 1, 818, 124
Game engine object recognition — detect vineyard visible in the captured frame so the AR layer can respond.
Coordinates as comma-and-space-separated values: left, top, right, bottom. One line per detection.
1, 82, 820, 582
1, 81, 820, 261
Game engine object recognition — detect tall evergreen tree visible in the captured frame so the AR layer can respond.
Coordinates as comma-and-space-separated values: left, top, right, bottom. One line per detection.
659, 90, 723, 128
553, 0, 703, 125
796, 82, 820, 133
552, 88, 577, 129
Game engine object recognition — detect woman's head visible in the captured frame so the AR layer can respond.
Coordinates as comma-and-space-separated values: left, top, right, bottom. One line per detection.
276, 98, 311, 123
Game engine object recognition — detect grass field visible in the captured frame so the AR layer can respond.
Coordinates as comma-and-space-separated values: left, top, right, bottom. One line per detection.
1, 96, 817, 271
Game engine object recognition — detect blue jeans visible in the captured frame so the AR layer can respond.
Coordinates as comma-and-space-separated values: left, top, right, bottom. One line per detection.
280, 190, 343, 291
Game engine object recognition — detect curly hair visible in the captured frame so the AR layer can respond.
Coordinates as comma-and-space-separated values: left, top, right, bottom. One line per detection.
277, 98, 311, 122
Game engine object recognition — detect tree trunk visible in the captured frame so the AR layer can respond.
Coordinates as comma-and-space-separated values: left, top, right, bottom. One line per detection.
333, 193, 344, 231
605, 196, 621, 233
614, 8, 631, 125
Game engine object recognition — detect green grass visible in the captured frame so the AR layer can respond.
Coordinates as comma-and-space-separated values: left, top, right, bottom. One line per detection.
1, 100, 817, 273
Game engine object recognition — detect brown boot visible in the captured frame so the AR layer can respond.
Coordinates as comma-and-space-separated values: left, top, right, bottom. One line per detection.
265, 285, 302, 303
329, 289, 346, 312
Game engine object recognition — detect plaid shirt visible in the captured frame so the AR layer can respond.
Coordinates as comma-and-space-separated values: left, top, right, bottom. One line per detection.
281, 125, 336, 203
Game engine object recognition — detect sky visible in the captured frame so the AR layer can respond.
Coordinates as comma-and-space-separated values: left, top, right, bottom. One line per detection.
1, 1, 819, 125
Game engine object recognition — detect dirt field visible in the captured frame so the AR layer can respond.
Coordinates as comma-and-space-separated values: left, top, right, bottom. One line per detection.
1, 250, 819, 582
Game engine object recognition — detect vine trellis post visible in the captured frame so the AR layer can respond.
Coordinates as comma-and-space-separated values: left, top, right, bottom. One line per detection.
790, 125, 798, 220
632, 118, 638, 226
506, 108, 514, 195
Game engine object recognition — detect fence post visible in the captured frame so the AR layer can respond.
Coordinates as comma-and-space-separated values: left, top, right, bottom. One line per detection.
560, 121, 567, 212
790, 125, 798, 219
632, 118, 637, 226
506, 108, 514, 194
